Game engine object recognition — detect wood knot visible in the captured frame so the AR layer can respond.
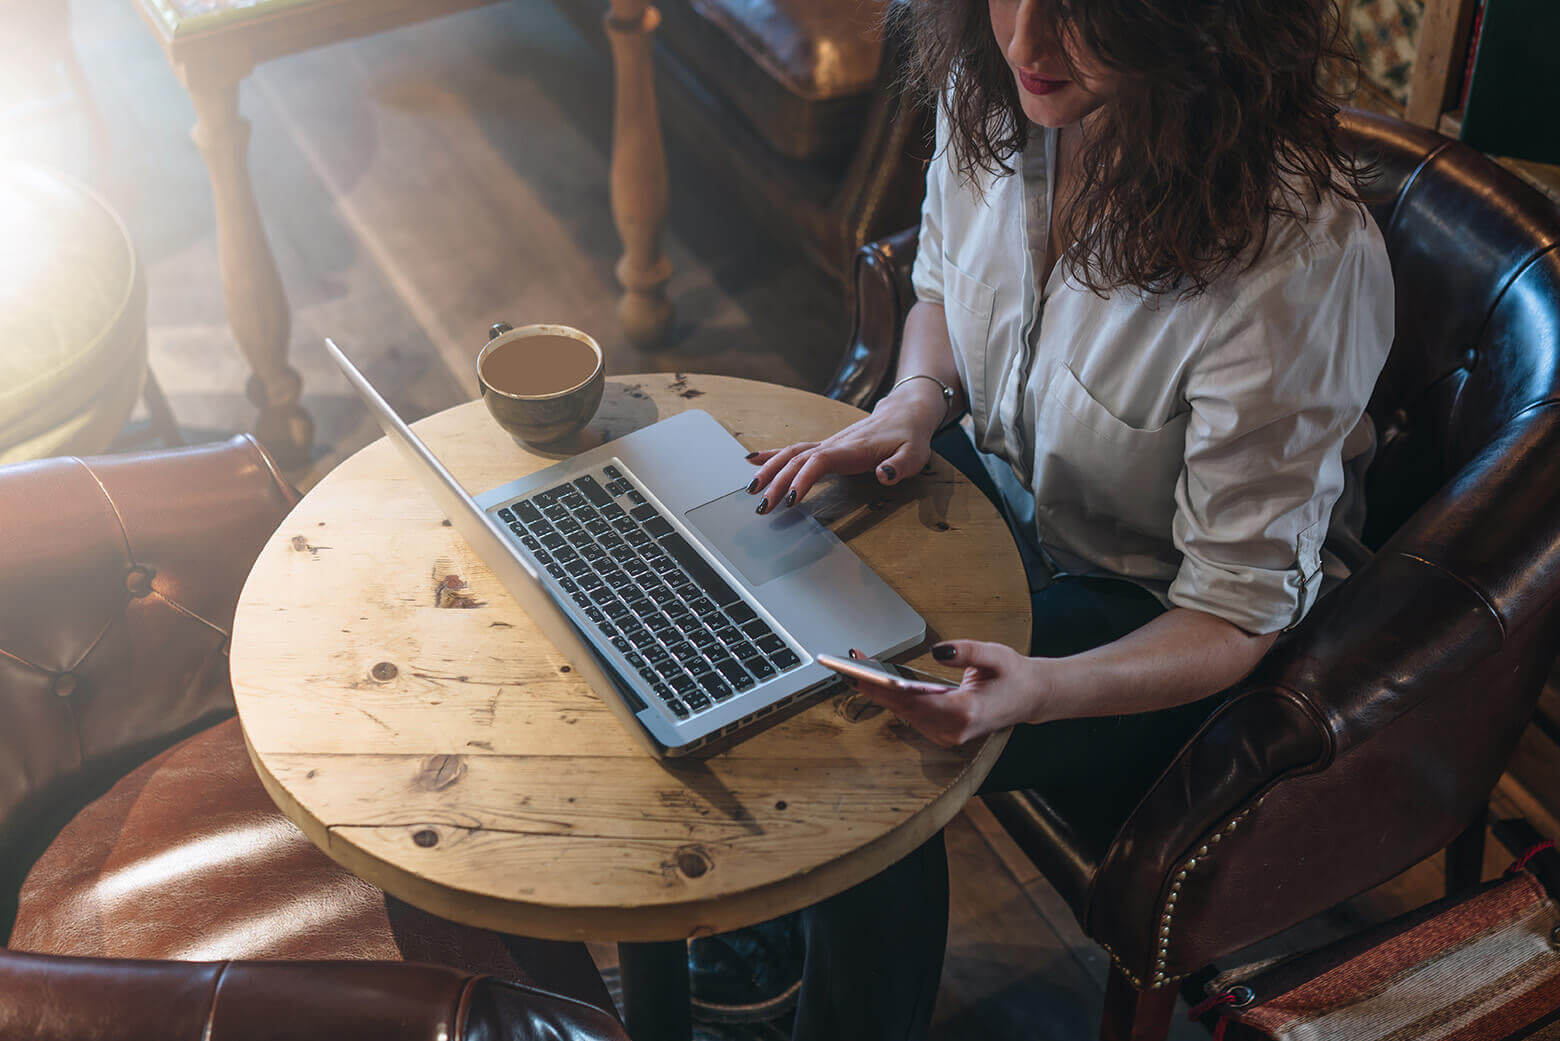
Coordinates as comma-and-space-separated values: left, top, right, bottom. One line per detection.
371, 661, 399, 681
418, 754, 467, 791
774, 800, 787, 811
412, 829, 439, 848
674, 845, 711, 879
836, 691, 881, 723
435, 574, 483, 609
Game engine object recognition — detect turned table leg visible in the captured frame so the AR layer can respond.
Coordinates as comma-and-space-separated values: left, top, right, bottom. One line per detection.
186, 71, 314, 468
604, 0, 674, 348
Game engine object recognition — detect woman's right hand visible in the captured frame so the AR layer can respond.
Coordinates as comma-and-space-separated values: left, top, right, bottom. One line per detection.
745, 380, 948, 512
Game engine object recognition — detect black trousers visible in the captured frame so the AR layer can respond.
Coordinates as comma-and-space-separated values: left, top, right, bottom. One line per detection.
790, 429, 1220, 1041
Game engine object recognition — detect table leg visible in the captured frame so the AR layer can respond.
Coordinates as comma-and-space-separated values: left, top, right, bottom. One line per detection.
617, 940, 691, 1041
186, 69, 315, 469
604, 1, 674, 348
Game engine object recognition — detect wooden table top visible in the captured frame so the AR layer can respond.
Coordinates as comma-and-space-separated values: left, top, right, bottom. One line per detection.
230, 374, 1030, 942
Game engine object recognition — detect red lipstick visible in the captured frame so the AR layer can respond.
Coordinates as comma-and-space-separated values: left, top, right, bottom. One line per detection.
1018, 70, 1068, 95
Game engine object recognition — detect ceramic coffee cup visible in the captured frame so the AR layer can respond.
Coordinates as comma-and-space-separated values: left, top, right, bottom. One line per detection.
478, 322, 605, 446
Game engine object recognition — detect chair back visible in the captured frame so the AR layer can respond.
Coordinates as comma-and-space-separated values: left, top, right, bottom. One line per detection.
0, 437, 295, 931
1342, 110, 1560, 546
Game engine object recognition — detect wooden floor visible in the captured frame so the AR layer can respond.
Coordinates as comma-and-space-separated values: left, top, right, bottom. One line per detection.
1, 2, 1545, 1037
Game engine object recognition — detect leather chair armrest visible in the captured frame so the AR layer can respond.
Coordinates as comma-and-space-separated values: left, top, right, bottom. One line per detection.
0, 950, 627, 1041
1089, 404, 1560, 987
824, 228, 919, 409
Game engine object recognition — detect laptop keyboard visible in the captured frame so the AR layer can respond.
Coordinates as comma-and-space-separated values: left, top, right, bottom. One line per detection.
496, 462, 804, 720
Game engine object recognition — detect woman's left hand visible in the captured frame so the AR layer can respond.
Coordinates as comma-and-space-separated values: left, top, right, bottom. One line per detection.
846, 642, 1052, 747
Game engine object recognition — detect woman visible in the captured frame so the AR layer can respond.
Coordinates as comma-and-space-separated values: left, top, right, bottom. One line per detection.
726, 0, 1393, 1037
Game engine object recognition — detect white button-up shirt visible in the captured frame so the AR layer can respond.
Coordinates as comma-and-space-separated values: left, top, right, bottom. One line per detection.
911, 118, 1395, 634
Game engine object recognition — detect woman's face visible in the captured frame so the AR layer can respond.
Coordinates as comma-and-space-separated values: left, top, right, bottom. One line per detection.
988, 0, 1119, 128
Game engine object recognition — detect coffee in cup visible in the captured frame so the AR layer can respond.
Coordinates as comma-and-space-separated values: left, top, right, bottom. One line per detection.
478, 322, 605, 445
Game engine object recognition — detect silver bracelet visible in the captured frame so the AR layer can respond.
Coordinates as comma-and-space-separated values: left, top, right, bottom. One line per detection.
889, 373, 957, 429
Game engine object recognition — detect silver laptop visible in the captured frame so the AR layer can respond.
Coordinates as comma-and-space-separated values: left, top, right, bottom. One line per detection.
326, 338, 925, 756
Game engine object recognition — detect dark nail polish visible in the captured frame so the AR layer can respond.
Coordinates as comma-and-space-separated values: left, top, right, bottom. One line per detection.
784, 490, 797, 508
880, 463, 897, 480
747, 478, 759, 494
745, 451, 761, 461
755, 497, 769, 515
848, 648, 860, 659
931, 643, 956, 662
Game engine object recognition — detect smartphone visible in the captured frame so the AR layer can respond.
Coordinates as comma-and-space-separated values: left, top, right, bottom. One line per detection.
815, 653, 957, 694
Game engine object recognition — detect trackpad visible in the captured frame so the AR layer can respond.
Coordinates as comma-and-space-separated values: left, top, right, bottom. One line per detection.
684, 489, 837, 588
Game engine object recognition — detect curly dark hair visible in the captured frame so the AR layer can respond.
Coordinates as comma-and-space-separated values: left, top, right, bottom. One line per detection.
900, 0, 1365, 297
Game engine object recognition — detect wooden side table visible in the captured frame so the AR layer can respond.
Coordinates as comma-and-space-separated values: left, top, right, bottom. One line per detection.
229, 373, 1030, 1039
130, 0, 678, 465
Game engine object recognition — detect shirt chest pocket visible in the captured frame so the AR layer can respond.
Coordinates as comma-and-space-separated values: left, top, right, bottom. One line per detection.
1031, 363, 1191, 538
942, 260, 996, 434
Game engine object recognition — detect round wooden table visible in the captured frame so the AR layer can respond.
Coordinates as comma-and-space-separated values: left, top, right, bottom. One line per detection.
230, 373, 1030, 1039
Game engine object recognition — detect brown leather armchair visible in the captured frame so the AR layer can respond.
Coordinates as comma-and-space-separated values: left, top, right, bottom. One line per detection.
826, 109, 1560, 1041
0, 436, 629, 1041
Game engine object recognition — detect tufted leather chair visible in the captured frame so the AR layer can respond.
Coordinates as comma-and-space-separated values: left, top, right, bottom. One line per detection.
0, 436, 629, 1041
825, 109, 1560, 1041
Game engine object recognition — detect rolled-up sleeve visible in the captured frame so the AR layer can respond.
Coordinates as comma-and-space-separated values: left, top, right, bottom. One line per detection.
910, 107, 949, 307
1169, 231, 1394, 634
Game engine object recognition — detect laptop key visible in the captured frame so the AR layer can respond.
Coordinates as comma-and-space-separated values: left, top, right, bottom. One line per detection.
603, 600, 629, 619
630, 503, 659, 524
656, 661, 683, 679
604, 464, 622, 479
742, 619, 773, 639
661, 533, 741, 606
585, 606, 605, 623
726, 603, 757, 624
628, 490, 646, 505
690, 596, 716, 615
716, 660, 753, 688
585, 519, 612, 537
645, 645, 670, 664
530, 519, 555, 538
534, 551, 552, 565
611, 637, 632, 653
543, 503, 569, 522
756, 634, 785, 654
581, 544, 607, 563
604, 570, 633, 590
687, 657, 713, 676
611, 515, 637, 533
539, 532, 565, 551
573, 592, 592, 608
626, 530, 652, 548
689, 628, 716, 648
578, 574, 603, 591
744, 657, 776, 680
651, 681, 673, 701
530, 489, 559, 507
666, 602, 692, 620
731, 641, 759, 660
590, 587, 618, 604
643, 516, 674, 538
564, 559, 590, 577
627, 597, 654, 616
606, 478, 632, 496
575, 475, 613, 506
645, 614, 673, 633
546, 563, 566, 579
700, 675, 734, 701
667, 640, 696, 659
514, 501, 543, 525
640, 667, 661, 684
509, 522, 525, 537
685, 692, 711, 712
666, 699, 690, 718
772, 649, 801, 670
625, 651, 646, 669
552, 545, 578, 562
601, 504, 626, 521
670, 674, 698, 695
560, 578, 579, 594
520, 535, 540, 552
498, 508, 515, 523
